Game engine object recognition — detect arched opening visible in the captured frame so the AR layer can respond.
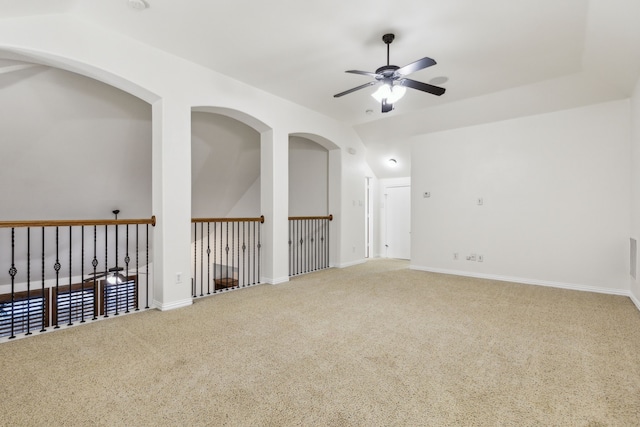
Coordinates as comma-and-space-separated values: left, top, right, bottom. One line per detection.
190, 108, 267, 296
287, 133, 339, 275
0, 57, 156, 334
0, 58, 153, 220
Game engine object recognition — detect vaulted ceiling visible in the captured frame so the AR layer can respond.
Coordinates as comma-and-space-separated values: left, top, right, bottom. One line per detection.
1, 0, 639, 178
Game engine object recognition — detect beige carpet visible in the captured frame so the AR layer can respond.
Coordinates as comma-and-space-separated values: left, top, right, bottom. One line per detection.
2, 258, 640, 426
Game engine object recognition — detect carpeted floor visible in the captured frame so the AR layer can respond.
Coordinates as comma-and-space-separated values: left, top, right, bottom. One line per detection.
1, 258, 640, 426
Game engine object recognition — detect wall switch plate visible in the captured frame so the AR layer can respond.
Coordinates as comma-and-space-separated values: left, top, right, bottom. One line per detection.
453, 252, 459, 260
467, 254, 477, 261
477, 197, 483, 206
478, 255, 484, 262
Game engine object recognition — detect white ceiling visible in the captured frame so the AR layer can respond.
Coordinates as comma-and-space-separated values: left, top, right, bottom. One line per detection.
1, 0, 640, 178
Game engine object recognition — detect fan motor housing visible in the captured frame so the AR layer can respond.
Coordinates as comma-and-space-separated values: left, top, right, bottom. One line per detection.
375, 65, 399, 78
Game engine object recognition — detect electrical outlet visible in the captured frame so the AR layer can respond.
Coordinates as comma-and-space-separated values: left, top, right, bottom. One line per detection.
453, 252, 459, 260
176, 272, 182, 284
477, 197, 483, 206
478, 255, 484, 262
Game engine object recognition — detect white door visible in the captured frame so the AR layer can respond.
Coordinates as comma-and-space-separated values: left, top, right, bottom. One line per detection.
385, 185, 411, 259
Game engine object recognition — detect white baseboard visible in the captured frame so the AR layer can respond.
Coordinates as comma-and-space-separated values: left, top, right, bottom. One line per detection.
264, 276, 290, 285
630, 292, 640, 312
338, 258, 367, 268
153, 298, 193, 311
410, 265, 631, 297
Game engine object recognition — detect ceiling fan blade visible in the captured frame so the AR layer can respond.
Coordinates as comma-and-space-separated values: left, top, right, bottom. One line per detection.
400, 78, 446, 96
394, 57, 437, 77
334, 81, 377, 98
84, 272, 107, 281
346, 70, 379, 78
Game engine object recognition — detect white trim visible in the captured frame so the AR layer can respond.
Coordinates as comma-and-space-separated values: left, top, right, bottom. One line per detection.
630, 292, 640, 312
264, 276, 290, 285
338, 258, 367, 268
409, 265, 631, 297
153, 298, 193, 311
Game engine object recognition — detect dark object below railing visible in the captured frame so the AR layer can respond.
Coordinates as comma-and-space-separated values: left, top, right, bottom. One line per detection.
191, 216, 264, 298
289, 215, 332, 276
0, 216, 155, 340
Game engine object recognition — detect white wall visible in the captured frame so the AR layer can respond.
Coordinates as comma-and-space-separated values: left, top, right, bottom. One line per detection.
191, 112, 260, 218
227, 177, 261, 218
630, 77, 640, 306
289, 136, 328, 216
411, 100, 631, 293
0, 66, 152, 220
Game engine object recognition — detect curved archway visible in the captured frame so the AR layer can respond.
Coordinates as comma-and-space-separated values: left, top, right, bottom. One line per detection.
1, 47, 160, 103
192, 106, 271, 134
289, 132, 339, 151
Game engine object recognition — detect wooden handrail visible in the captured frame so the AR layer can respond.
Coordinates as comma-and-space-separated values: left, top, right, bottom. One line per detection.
288, 214, 333, 221
192, 215, 265, 224
0, 215, 156, 229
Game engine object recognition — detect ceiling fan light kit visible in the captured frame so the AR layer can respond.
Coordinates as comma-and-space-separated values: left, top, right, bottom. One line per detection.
334, 33, 445, 113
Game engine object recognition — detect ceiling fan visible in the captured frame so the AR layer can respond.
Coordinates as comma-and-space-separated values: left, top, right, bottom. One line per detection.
334, 33, 445, 113
84, 266, 127, 283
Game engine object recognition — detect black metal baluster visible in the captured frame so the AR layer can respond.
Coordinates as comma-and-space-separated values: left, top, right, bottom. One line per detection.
326, 218, 330, 269
225, 222, 229, 288
318, 219, 322, 269
322, 218, 326, 269
54, 227, 61, 328
306, 219, 310, 273
300, 219, 303, 275
67, 226, 73, 326
252, 221, 256, 284
193, 222, 197, 298
314, 219, 318, 271
293, 220, 297, 275
257, 220, 261, 284
323, 218, 327, 269
288, 220, 292, 276
81, 226, 86, 323
305, 219, 308, 274
145, 223, 149, 309
26, 227, 32, 335
104, 224, 109, 318
291, 220, 295, 276
114, 220, 121, 316
200, 222, 204, 296
234, 221, 238, 288
213, 221, 217, 293
125, 224, 130, 314
92, 226, 98, 320
9, 228, 17, 339
41, 227, 46, 332
242, 222, 246, 287
136, 224, 140, 311
206, 222, 211, 295
299, 220, 303, 275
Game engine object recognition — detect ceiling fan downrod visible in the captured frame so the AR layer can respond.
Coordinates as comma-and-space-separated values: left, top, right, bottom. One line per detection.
382, 33, 395, 66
